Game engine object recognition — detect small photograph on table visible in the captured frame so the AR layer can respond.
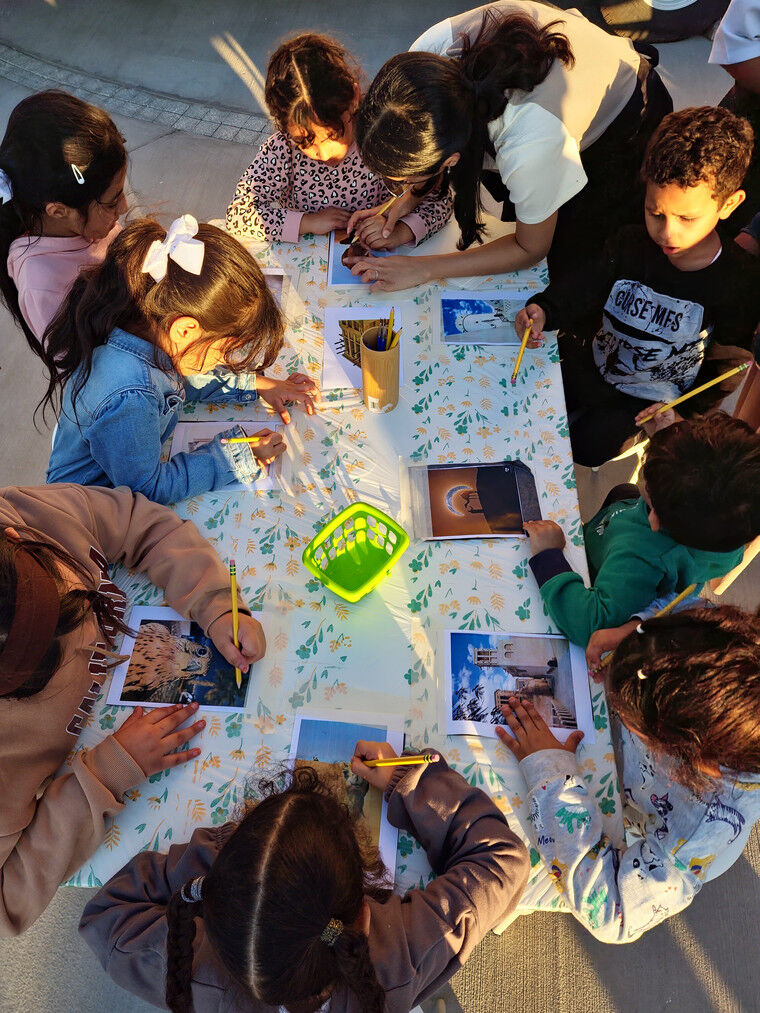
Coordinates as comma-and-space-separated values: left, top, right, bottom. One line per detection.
327, 230, 400, 286
289, 710, 404, 880
169, 420, 283, 492
322, 305, 404, 390
261, 267, 286, 306
440, 289, 537, 345
445, 631, 594, 744
107, 606, 250, 711
426, 462, 535, 539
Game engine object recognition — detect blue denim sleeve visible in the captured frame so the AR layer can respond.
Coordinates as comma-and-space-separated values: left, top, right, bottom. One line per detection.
183, 368, 259, 404
87, 390, 255, 504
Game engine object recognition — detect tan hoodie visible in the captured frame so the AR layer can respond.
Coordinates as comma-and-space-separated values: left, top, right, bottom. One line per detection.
0, 483, 247, 937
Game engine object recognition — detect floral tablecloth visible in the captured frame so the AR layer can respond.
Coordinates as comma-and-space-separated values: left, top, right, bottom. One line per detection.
69, 231, 623, 912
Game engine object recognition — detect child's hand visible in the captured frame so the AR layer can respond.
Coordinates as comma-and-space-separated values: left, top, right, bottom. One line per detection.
515, 304, 546, 347
256, 372, 319, 423
523, 519, 565, 554
586, 620, 638, 681
346, 191, 421, 241
496, 696, 584, 760
208, 611, 266, 671
352, 215, 414, 251
246, 427, 286, 467
347, 253, 427, 292
350, 740, 399, 792
301, 207, 350, 237
114, 703, 205, 776
635, 403, 682, 436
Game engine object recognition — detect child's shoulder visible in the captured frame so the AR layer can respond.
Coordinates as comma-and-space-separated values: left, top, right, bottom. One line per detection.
253, 130, 293, 161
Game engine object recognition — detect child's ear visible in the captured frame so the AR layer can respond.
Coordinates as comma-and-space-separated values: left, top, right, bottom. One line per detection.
44, 201, 73, 220
718, 189, 746, 220
443, 153, 461, 169
168, 316, 202, 345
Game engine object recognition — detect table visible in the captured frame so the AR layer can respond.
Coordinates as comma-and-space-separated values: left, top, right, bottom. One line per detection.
69, 226, 624, 912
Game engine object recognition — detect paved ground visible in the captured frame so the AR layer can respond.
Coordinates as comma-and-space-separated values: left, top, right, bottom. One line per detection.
0, 4, 757, 1012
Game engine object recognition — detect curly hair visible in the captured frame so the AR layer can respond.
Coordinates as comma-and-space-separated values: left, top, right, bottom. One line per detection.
165, 765, 390, 1013
642, 411, 760, 552
641, 106, 753, 205
605, 604, 760, 793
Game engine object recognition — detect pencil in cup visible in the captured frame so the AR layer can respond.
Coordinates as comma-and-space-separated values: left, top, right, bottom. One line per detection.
597, 583, 698, 669
363, 753, 438, 768
637, 362, 750, 424
510, 324, 533, 386
229, 560, 241, 689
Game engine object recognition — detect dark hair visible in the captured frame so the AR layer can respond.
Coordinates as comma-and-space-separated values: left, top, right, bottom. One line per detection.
606, 604, 760, 792
165, 766, 389, 1013
40, 218, 284, 420
0, 90, 126, 359
265, 33, 359, 147
0, 528, 131, 698
641, 106, 754, 205
357, 11, 573, 248
642, 411, 760, 552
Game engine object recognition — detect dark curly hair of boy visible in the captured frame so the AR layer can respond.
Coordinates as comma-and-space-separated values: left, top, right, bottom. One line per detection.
641, 106, 754, 205
642, 411, 760, 553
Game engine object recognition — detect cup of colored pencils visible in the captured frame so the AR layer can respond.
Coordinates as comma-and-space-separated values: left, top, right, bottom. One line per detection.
360, 309, 400, 413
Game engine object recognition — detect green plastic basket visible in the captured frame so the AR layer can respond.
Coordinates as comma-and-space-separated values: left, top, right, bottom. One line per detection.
302, 502, 409, 602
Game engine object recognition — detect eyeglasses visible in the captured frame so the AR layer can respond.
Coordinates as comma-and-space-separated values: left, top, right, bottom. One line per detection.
95, 189, 124, 212
382, 167, 450, 199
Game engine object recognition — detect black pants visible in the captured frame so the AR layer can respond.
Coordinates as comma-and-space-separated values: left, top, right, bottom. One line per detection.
719, 85, 760, 238
482, 59, 674, 283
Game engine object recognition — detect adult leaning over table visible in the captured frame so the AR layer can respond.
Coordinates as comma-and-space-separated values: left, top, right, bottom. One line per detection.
346, 1, 673, 291
0, 483, 265, 936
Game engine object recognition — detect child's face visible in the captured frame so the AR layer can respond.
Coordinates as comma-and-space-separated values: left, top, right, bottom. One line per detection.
288, 109, 354, 166
82, 165, 129, 242
644, 180, 741, 261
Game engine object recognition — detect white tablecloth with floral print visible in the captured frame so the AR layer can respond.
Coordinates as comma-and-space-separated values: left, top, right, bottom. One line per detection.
68, 227, 624, 913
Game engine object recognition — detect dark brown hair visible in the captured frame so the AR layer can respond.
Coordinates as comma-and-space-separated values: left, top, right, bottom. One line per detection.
0, 528, 131, 698
40, 218, 284, 420
265, 33, 359, 148
642, 411, 760, 552
357, 10, 573, 248
606, 604, 760, 792
165, 766, 389, 1013
0, 90, 126, 359
641, 106, 754, 205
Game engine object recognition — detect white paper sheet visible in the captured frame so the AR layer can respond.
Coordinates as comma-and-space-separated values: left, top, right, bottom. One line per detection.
169, 420, 284, 491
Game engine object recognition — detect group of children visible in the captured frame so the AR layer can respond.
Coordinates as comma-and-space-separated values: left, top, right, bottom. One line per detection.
1, 8, 760, 1011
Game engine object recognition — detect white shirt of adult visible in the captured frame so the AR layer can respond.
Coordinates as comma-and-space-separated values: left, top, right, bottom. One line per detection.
709, 0, 760, 64
410, 1, 641, 225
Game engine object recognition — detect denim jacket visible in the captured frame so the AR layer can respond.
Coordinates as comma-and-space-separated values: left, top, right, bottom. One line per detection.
46, 328, 262, 504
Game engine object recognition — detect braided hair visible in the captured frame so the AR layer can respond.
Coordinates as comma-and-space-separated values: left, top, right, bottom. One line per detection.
165, 766, 390, 1013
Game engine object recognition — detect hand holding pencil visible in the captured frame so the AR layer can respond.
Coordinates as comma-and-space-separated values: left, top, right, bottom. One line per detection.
350, 741, 435, 792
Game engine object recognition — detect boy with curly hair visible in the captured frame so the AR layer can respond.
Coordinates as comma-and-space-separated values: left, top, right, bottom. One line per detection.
515, 106, 760, 466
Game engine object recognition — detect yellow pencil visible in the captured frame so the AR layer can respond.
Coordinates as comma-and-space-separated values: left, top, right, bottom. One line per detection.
510, 324, 532, 386
229, 560, 241, 689
386, 327, 402, 350
637, 363, 750, 424
221, 435, 265, 444
384, 307, 395, 350
598, 583, 698, 669
342, 187, 413, 245
363, 753, 437, 768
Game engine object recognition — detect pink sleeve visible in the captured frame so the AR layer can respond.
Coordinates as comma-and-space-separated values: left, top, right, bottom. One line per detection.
226, 133, 298, 242
406, 184, 454, 244
17, 285, 67, 344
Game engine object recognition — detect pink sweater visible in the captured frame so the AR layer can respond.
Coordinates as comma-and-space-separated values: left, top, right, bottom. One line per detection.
7, 223, 121, 344
226, 134, 452, 244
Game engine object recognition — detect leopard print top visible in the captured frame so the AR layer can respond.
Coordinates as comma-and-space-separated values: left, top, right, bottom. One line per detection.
226, 132, 452, 244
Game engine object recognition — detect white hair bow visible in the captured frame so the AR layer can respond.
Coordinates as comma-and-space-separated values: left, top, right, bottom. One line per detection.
0, 169, 13, 205
141, 213, 205, 283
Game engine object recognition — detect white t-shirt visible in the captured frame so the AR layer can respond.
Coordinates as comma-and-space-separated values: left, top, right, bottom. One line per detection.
709, 0, 760, 64
411, 1, 641, 224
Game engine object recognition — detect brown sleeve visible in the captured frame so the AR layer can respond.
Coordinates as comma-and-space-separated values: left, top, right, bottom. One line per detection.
0, 736, 144, 937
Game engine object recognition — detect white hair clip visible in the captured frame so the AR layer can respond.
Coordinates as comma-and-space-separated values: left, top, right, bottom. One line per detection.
71, 164, 85, 184
0, 169, 13, 204
141, 214, 205, 283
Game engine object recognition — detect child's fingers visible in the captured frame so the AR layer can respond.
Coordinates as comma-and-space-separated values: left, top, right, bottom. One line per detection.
500, 701, 530, 745
495, 725, 523, 759
564, 730, 585, 753
162, 745, 202, 769
162, 717, 206, 754
527, 334, 544, 348
155, 701, 200, 732
141, 703, 182, 724
516, 697, 545, 731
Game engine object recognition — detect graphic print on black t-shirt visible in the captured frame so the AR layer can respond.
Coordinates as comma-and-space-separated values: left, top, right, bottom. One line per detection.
592, 279, 707, 400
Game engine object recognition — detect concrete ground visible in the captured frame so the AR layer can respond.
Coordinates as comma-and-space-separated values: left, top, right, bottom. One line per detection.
0, 3, 758, 1011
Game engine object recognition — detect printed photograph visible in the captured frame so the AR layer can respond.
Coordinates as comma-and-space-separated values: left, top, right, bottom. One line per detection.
427, 463, 523, 538
445, 631, 593, 743
169, 421, 283, 491
441, 290, 534, 345
322, 305, 403, 390
108, 607, 250, 711
327, 230, 394, 286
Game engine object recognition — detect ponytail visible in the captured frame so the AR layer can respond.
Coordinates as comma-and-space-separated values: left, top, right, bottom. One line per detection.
165, 889, 199, 1013
358, 10, 574, 248
332, 926, 386, 1013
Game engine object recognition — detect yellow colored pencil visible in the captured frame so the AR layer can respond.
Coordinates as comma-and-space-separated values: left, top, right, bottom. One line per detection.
510, 325, 532, 386
598, 583, 698, 669
386, 327, 402, 350
229, 560, 241, 689
637, 363, 750, 424
363, 753, 437, 768
221, 435, 265, 444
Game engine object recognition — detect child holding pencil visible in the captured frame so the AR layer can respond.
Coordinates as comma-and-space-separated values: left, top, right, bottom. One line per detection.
225, 33, 452, 248
45, 215, 318, 505
515, 106, 760, 466
80, 744, 529, 1012
498, 604, 760, 942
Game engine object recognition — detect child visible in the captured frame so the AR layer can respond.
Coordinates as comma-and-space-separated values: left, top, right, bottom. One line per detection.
0, 90, 127, 357
45, 215, 317, 505
497, 604, 760, 943
225, 33, 452, 248
515, 106, 760, 467
0, 482, 265, 936
80, 742, 529, 1011
524, 412, 760, 646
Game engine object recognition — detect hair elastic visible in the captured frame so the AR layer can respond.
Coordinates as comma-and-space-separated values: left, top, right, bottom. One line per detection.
637, 668, 648, 681
180, 876, 205, 903
320, 918, 343, 947
70, 164, 85, 184
0, 168, 13, 205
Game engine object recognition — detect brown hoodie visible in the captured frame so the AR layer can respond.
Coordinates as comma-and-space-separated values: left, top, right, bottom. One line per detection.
0, 483, 247, 937
80, 757, 530, 1012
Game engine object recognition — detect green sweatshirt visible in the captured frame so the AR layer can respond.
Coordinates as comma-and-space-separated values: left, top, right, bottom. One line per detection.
529, 497, 743, 646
